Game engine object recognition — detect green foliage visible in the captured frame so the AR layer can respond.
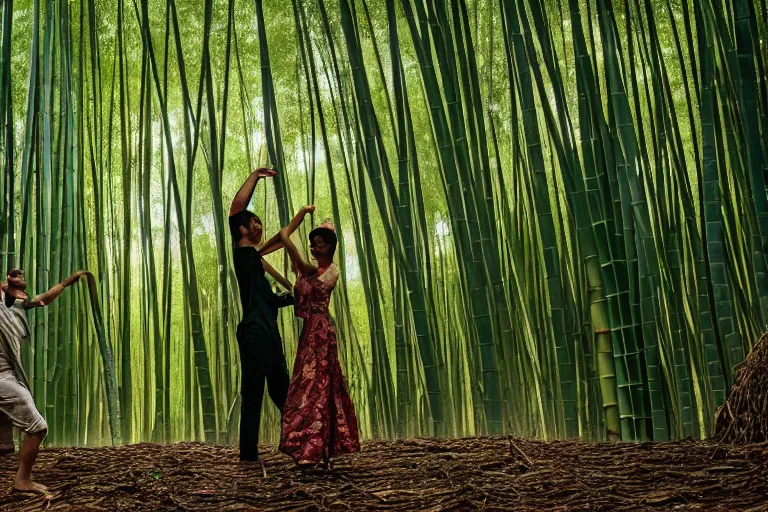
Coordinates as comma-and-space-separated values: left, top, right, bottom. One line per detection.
0, 0, 765, 445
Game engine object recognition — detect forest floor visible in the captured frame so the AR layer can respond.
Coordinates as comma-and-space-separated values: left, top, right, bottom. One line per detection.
0, 436, 766, 511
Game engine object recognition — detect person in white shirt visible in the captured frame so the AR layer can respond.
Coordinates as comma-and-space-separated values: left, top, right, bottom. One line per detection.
0, 268, 86, 495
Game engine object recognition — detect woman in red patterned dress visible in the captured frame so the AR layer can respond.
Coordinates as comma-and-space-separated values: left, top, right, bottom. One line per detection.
277, 217, 360, 468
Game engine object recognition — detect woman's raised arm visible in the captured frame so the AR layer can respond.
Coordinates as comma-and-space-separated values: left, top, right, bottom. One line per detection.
279, 227, 317, 275
259, 205, 315, 257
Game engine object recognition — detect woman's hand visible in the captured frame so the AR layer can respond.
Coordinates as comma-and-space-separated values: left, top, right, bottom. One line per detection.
262, 205, 315, 258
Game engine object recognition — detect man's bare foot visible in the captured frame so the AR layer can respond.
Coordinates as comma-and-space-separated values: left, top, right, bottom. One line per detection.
13, 477, 48, 494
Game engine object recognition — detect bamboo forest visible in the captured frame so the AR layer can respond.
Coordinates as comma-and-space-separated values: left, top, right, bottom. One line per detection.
0, 0, 766, 452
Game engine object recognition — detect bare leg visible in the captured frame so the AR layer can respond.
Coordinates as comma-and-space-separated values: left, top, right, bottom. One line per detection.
13, 431, 48, 493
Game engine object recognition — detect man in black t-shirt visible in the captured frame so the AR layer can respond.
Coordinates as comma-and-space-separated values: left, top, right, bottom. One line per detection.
229, 167, 294, 462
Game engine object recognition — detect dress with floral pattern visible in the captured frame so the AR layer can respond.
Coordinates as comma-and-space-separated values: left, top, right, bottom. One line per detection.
278, 263, 360, 464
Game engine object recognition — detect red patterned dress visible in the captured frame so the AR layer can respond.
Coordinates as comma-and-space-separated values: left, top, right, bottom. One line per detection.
279, 263, 360, 464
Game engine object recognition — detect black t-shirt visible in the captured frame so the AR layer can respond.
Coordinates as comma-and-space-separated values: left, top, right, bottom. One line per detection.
232, 246, 266, 316
229, 214, 293, 341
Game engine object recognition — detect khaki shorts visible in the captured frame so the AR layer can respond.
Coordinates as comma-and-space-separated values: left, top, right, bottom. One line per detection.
0, 370, 47, 437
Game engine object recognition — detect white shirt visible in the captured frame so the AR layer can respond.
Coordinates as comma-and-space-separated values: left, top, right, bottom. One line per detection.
0, 290, 29, 374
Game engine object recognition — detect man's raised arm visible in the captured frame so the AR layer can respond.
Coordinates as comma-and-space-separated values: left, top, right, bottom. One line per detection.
24, 271, 88, 309
230, 167, 277, 216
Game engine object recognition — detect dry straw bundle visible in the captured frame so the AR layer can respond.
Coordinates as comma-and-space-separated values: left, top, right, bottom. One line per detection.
715, 331, 768, 443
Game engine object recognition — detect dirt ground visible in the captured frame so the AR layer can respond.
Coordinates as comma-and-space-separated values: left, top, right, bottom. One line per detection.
0, 436, 766, 511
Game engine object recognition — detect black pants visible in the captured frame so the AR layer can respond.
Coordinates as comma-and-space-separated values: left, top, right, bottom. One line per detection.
238, 337, 290, 461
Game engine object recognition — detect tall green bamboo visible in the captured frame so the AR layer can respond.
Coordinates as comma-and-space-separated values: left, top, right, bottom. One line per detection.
201, 0, 233, 437
401, 0, 504, 434
0, 0, 765, 448
144, 0, 218, 442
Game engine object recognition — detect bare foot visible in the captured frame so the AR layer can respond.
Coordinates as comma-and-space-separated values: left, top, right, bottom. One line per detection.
13, 478, 48, 494
296, 459, 317, 470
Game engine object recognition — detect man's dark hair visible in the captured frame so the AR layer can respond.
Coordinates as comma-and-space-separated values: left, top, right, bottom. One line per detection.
229, 210, 261, 243
7, 269, 23, 278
